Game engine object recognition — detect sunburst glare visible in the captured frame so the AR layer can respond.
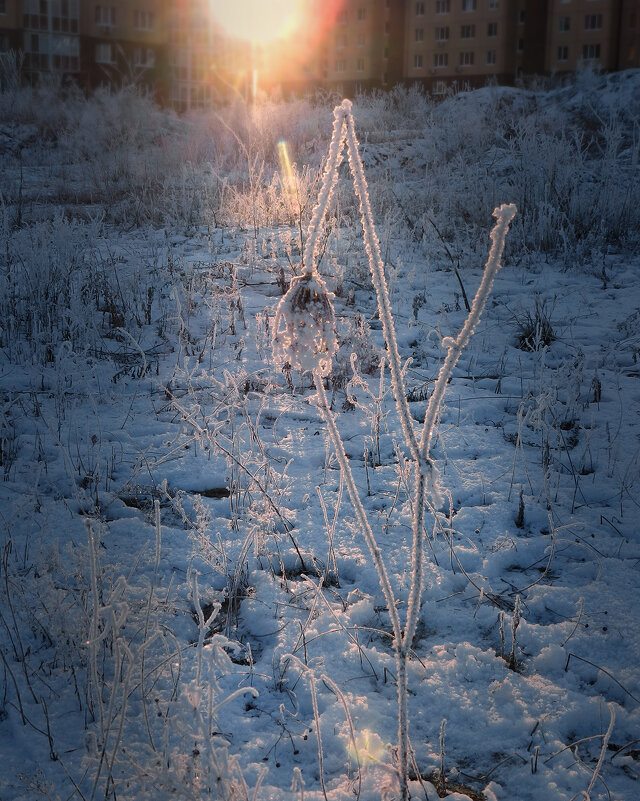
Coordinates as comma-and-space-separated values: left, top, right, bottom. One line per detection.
210, 0, 304, 44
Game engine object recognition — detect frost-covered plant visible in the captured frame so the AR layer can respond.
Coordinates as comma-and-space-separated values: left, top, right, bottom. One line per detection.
273, 98, 516, 800
508, 593, 522, 670
273, 271, 337, 376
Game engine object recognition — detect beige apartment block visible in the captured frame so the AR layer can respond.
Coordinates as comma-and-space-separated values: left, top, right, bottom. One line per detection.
86, 1, 168, 90
168, 0, 216, 109
4, 1, 169, 96
2, 0, 639, 106
19, 0, 81, 75
404, 0, 518, 93
545, 0, 629, 74
324, 0, 388, 89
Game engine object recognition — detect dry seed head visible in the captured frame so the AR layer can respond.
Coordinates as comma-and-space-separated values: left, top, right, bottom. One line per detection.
272, 272, 337, 376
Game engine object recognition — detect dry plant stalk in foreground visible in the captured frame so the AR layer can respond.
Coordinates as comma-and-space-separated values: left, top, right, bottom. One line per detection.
273, 98, 517, 801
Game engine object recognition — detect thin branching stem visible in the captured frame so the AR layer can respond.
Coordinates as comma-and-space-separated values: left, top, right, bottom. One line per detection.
284, 101, 516, 801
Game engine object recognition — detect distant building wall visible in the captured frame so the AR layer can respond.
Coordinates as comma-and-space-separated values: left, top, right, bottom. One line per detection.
0, 0, 22, 54
2, 0, 639, 107
619, 0, 640, 69
403, 0, 517, 93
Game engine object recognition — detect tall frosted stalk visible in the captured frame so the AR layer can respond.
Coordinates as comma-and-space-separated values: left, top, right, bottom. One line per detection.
272, 99, 516, 801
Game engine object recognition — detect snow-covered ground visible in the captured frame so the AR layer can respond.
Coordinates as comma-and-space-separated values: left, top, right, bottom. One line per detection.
1, 70, 639, 801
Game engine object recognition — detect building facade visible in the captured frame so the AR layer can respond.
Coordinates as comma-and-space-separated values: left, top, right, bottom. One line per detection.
404, 0, 518, 92
0, 1, 169, 98
0, 0, 639, 106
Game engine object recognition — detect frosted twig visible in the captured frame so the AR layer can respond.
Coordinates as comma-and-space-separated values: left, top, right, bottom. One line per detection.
584, 703, 615, 801
313, 370, 403, 647
302, 102, 348, 275
419, 204, 517, 474
343, 104, 421, 468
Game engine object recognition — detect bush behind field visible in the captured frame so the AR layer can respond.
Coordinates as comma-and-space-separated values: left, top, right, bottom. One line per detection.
1, 61, 638, 259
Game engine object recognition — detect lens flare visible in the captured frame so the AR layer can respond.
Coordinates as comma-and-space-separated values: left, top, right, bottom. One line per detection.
346, 729, 386, 766
278, 139, 296, 208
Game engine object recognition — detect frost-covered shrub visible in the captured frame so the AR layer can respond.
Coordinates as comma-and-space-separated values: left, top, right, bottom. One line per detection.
352, 83, 433, 134
0, 216, 98, 363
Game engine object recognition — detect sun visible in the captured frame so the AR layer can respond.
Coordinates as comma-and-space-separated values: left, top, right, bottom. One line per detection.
210, 0, 305, 44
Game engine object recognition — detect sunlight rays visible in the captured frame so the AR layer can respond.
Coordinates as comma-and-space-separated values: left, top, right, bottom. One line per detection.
210, 0, 304, 44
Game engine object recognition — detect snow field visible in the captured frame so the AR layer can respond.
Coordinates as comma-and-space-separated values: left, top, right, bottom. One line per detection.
1, 69, 640, 800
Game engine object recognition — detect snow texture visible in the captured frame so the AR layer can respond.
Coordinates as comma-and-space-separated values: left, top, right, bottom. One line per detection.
1, 69, 640, 801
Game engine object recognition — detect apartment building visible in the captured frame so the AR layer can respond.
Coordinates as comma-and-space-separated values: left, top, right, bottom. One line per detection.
1, 0, 639, 106
0, 1, 168, 98
405, 0, 518, 92
0, 0, 22, 53
84, 1, 169, 97
545, 0, 639, 74
323, 0, 406, 92
169, 0, 214, 110
402, 0, 639, 94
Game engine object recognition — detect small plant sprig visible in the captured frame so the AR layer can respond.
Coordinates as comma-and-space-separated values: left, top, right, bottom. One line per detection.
273, 98, 516, 801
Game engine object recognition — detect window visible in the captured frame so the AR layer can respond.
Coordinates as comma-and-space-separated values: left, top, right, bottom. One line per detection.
415, 28, 424, 42
517, 38, 524, 51
337, 9, 348, 23
488, 22, 497, 37
356, 56, 365, 71
134, 10, 153, 30
48, 0, 80, 33
335, 58, 346, 72
357, 32, 365, 47
336, 31, 347, 48
557, 45, 568, 61
0, 1, 6, 14
584, 14, 602, 30
558, 16, 570, 32
95, 5, 115, 27
434, 52, 448, 67
133, 46, 155, 68
459, 51, 474, 65
433, 80, 446, 95
383, 46, 389, 58
582, 42, 600, 60
518, 10, 525, 24
95, 42, 114, 63
413, 53, 423, 68
462, 0, 476, 11
488, 0, 499, 9
357, 7, 366, 20
435, 26, 449, 41
416, 1, 425, 15
436, 0, 451, 12
461, 24, 475, 38
486, 50, 496, 65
